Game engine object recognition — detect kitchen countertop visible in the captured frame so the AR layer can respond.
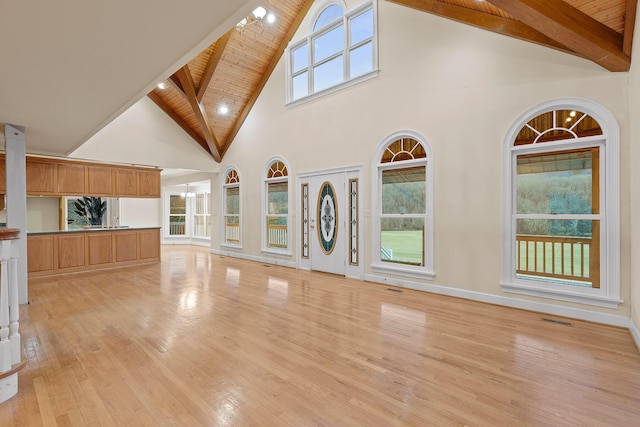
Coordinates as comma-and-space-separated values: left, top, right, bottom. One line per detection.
28, 226, 161, 235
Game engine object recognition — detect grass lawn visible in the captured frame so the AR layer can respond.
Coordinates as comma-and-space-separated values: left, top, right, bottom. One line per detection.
381, 230, 422, 265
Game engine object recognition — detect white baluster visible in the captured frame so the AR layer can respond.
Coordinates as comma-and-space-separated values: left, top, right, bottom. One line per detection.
9, 241, 20, 365
0, 239, 10, 373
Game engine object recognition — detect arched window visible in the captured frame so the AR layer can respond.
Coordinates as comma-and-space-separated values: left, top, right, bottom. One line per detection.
286, 1, 377, 104
372, 131, 434, 279
263, 158, 290, 254
222, 167, 241, 247
502, 99, 620, 308
314, 4, 343, 31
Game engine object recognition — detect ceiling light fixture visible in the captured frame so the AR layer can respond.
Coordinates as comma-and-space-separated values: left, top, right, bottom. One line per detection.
219, 105, 229, 115
236, 6, 275, 31
157, 82, 167, 90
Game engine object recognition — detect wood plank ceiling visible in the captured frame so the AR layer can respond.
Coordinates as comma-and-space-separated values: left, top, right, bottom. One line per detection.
148, 0, 637, 162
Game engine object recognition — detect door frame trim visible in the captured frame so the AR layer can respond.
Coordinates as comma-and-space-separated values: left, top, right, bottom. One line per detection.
297, 165, 364, 280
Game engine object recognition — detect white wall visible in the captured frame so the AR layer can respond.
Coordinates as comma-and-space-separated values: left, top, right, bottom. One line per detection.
213, 1, 631, 317
120, 198, 161, 228
26, 197, 60, 232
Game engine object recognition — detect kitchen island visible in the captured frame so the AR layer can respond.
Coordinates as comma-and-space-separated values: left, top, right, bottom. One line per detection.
28, 227, 160, 278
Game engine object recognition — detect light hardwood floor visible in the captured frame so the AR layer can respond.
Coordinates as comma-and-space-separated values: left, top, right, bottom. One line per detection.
2, 245, 640, 426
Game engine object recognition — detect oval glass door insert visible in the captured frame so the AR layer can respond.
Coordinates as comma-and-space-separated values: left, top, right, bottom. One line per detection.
317, 181, 338, 254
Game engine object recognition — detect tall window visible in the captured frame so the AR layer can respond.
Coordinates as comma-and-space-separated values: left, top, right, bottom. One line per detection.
286, 1, 377, 104
372, 132, 434, 279
168, 194, 186, 236
502, 99, 620, 308
263, 159, 290, 253
222, 168, 241, 247
193, 192, 210, 238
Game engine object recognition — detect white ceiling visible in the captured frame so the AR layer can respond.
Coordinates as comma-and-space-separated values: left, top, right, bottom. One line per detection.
0, 0, 260, 157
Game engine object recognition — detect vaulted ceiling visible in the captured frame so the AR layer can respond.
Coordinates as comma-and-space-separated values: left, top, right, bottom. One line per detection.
149, 0, 637, 163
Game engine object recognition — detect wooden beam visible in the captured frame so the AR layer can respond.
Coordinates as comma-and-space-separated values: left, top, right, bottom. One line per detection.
486, 0, 629, 71
168, 75, 186, 98
147, 91, 212, 156
197, 31, 232, 102
623, 0, 638, 56
387, 0, 579, 57
175, 65, 222, 162
221, 0, 316, 157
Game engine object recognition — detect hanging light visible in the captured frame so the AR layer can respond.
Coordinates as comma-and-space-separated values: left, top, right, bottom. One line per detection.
236, 6, 276, 32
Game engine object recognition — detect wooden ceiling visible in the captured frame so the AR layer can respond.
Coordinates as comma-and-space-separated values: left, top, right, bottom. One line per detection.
148, 0, 637, 162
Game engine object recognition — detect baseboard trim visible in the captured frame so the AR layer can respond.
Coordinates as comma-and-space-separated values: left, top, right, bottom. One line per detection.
210, 248, 297, 269
364, 273, 631, 328
630, 318, 640, 351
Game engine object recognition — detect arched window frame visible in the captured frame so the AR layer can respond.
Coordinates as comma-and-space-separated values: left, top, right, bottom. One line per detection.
501, 98, 621, 308
372, 130, 434, 280
221, 166, 241, 249
262, 157, 292, 256
285, 0, 378, 106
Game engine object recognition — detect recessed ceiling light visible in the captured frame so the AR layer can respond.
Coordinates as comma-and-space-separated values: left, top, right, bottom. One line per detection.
157, 82, 167, 90
266, 13, 276, 24
219, 105, 229, 115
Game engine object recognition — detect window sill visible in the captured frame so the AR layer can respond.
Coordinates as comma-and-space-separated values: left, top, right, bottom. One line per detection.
286, 69, 378, 109
372, 263, 435, 281
501, 281, 622, 309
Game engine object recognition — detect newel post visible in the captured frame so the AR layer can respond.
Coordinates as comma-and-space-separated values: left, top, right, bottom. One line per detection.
0, 228, 22, 403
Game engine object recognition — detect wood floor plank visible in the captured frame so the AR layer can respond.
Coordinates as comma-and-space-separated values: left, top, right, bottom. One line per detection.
4, 245, 640, 425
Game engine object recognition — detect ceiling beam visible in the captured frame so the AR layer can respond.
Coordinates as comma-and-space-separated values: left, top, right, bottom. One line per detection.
196, 31, 232, 102
147, 91, 212, 156
387, 0, 579, 57
175, 65, 222, 162
222, 0, 316, 157
486, 0, 629, 71
623, 0, 638, 56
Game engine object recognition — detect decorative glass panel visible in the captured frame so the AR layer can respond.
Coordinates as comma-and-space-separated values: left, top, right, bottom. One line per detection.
302, 184, 309, 258
349, 178, 358, 265
313, 55, 344, 92
317, 182, 338, 255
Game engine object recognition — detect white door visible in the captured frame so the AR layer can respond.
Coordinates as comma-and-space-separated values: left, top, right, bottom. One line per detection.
309, 172, 346, 275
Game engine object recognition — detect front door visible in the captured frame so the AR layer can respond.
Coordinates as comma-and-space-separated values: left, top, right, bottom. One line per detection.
309, 172, 346, 275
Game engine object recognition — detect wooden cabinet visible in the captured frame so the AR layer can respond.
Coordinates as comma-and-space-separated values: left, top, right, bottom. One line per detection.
88, 233, 113, 266
0, 154, 161, 198
137, 170, 161, 197
115, 168, 138, 197
139, 229, 161, 260
26, 159, 56, 194
58, 234, 85, 270
28, 228, 160, 278
57, 163, 86, 195
27, 235, 55, 274
115, 232, 137, 262
87, 165, 114, 195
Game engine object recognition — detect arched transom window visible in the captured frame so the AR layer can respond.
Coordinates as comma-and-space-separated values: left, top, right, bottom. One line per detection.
502, 100, 620, 308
